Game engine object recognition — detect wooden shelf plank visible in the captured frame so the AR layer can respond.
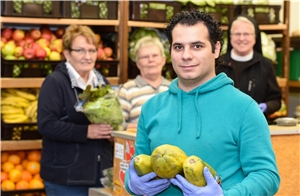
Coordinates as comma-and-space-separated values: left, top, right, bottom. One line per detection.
128, 21, 287, 31
1, 77, 120, 88
289, 81, 300, 88
1, 140, 42, 151
0, 17, 119, 26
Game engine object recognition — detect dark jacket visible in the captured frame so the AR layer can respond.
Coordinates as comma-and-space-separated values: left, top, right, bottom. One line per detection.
217, 51, 281, 117
217, 14, 281, 118
37, 62, 112, 186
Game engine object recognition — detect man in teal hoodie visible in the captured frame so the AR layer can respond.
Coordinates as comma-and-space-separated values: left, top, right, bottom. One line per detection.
125, 10, 280, 196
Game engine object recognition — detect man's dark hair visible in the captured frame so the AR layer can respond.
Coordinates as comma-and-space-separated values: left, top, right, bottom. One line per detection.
165, 10, 224, 67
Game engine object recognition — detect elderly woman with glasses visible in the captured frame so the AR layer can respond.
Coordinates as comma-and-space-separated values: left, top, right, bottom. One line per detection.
216, 15, 281, 120
37, 24, 113, 196
118, 36, 170, 128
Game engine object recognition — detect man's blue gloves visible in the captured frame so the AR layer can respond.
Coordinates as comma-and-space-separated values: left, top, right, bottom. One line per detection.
170, 167, 223, 196
128, 158, 171, 195
259, 103, 267, 113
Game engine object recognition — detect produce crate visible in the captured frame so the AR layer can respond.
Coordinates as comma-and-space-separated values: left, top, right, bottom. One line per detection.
1, 58, 59, 78
1, 121, 41, 141
1, 189, 45, 196
129, 1, 182, 22
1, 1, 61, 18
62, 1, 118, 19
240, 4, 281, 24
183, 3, 238, 24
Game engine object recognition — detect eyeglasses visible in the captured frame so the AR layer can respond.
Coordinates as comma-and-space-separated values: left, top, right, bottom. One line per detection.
138, 54, 162, 62
231, 33, 254, 38
70, 48, 97, 55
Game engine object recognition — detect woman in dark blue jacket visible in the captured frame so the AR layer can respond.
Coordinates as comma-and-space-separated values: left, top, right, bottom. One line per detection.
216, 15, 281, 119
37, 24, 113, 196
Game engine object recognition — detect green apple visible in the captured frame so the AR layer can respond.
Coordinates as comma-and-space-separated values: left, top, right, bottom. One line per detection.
1, 43, 16, 56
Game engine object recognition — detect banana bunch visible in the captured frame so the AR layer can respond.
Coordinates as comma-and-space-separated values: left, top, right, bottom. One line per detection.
1, 89, 38, 123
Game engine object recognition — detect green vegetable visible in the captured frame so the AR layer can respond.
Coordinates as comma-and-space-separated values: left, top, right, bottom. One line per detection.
79, 85, 124, 130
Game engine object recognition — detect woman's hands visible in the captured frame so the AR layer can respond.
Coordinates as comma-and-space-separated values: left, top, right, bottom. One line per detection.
87, 124, 113, 139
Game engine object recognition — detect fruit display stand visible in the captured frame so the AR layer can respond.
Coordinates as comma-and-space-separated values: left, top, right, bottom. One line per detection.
108, 125, 300, 196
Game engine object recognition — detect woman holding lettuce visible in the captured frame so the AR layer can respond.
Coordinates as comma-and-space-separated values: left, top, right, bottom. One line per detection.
37, 24, 113, 196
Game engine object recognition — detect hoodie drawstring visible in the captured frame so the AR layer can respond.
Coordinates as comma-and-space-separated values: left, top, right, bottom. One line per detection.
195, 89, 201, 139
177, 91, 182, 134
177, 89, 201, 139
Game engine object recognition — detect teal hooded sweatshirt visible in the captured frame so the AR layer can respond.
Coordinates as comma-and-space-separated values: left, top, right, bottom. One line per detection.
125, 73, 280, 196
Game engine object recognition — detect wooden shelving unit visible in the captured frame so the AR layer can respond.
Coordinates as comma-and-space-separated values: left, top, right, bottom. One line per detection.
0, 0, 292, 151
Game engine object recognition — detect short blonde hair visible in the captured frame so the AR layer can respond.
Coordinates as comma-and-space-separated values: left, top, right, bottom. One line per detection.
230, 16, 255, 36
62, 24, 98, 50
134, 36, 165, 61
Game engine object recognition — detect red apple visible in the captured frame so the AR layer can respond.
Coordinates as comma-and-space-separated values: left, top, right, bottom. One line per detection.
24, 36, 35, 45
55, 27, 65, 38
103, 47, 113, 57
1, 37, 7, 44
41, 31, 53, 42
29, 29, 42, 40
97, 47, 106, 60
1, 28, 13, 40
14, 46, 24, 57
32, 42, 42, 51
16, 40, 26, 47
23, 47, 35, 59
35, 48, 47, 60
12, 29, 25, 42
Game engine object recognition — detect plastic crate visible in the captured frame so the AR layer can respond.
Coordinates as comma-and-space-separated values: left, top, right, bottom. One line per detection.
129, 1, 182, 22
1, 121, 41, 141
62, 1, 118, 19
1, 58, 59, 78
240, 4, 281, 24
1, 1, 61, 18
183, 3, 238, 25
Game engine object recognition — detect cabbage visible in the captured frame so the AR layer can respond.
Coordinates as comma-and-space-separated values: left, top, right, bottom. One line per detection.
76, 85, 124, 130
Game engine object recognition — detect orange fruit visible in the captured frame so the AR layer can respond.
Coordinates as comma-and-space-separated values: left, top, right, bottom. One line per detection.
8, 169, 22, 183
7, 154, 21, 165
21, 170, 33, 182
33, 173, 43, 182
26, 161, 40, 175
29, 179, 44, 189
16, 151, 26, 160
1, 171, 8, 182
16, 180, 30, 190
2, 162, 14, 173
1, 152, 10, 163
15, 164, 24, 171
27, 150, 41, 162
1, 179, 15, 190
21, 159, 29, 169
